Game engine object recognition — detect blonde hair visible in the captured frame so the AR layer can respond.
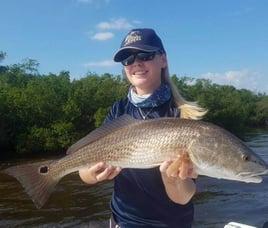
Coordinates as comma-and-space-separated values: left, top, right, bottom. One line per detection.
163, 67, 208, 120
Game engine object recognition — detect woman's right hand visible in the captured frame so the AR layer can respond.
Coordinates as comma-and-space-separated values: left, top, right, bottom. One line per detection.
79, 162, 122, 184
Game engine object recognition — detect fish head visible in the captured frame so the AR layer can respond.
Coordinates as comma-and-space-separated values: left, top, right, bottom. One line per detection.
188, 126, 268, 183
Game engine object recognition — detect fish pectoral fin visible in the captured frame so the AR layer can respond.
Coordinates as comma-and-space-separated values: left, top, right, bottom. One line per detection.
166, 152, 190, 178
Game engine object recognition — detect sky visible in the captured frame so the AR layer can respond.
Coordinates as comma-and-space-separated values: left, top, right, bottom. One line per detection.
1, 0, 268, 93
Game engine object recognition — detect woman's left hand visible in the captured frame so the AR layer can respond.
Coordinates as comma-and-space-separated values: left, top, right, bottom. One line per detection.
159, 156, 197, 204
160, 156, 198, 180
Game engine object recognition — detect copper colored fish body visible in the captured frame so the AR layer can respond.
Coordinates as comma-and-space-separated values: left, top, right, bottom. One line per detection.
3, 115, 268, 208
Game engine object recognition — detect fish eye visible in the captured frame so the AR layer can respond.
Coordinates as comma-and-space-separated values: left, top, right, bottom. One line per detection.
242, 154, 250, 161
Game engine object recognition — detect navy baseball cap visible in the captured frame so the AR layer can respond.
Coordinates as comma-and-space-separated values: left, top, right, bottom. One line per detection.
113, 28, 166, 62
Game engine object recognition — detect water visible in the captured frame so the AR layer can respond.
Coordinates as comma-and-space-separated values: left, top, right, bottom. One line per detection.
0, 132, 267, 228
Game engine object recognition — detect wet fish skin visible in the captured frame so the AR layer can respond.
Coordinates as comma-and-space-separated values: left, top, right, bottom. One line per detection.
3, 115, 268, 209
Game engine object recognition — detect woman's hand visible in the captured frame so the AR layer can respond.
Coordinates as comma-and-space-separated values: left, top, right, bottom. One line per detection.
160, 156, 197, 180
79, 162, 122, 184
159, 155, 197, 205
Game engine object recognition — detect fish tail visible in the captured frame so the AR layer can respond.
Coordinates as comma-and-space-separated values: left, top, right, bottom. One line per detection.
4, 160, 60, 209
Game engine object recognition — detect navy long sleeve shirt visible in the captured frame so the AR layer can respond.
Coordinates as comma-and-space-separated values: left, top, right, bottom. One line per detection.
104, 97, 194, 228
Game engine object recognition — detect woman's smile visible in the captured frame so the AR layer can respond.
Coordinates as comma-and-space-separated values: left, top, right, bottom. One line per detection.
132, 70, 148, 76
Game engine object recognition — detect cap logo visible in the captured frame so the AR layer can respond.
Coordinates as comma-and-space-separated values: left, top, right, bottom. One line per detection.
123, 31, 141, 46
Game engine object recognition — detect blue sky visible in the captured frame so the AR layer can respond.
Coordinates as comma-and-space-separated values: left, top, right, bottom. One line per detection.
1, 0, 268, 93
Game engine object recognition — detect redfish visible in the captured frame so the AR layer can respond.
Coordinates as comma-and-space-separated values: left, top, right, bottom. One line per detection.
3, 115, 268, 208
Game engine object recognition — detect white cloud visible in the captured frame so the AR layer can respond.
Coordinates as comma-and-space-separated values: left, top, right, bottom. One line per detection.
88, 18, 135, 41
83, 60, 115, 67
201, 69, 267, 93
91, 32, 114, 40
96, 18, 133, 30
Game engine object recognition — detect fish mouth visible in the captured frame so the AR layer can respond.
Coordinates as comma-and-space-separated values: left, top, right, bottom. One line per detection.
237, 170, 268, 183
238, 169, 268, 177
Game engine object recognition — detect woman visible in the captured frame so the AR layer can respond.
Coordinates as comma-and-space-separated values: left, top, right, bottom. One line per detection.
79, 28, 207, 228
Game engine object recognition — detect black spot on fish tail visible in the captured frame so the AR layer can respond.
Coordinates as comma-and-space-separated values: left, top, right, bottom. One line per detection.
3, 160, 60, 209
39, 166, 49, 174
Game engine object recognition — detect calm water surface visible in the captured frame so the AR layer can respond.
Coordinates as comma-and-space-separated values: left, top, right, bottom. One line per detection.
0, 132, 267, 228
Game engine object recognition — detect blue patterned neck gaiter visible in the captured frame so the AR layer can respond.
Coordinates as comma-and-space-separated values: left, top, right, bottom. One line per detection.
128, 83, 171, 108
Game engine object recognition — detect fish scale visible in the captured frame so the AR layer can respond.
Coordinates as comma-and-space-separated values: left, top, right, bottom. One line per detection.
3, 115, 268, 209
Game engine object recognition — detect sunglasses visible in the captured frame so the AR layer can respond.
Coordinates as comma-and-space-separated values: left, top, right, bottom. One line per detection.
121, 51, 162, 66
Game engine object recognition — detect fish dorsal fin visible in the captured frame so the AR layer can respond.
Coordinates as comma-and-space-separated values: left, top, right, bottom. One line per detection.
66, 115, 140, 154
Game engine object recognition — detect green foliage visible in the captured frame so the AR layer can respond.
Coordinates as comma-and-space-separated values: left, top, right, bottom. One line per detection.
0, 60, 128, 159
171, 77, 267, 132
68, 72, 127, 135
0, 57, 267, 160
254, 95, 268, 126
